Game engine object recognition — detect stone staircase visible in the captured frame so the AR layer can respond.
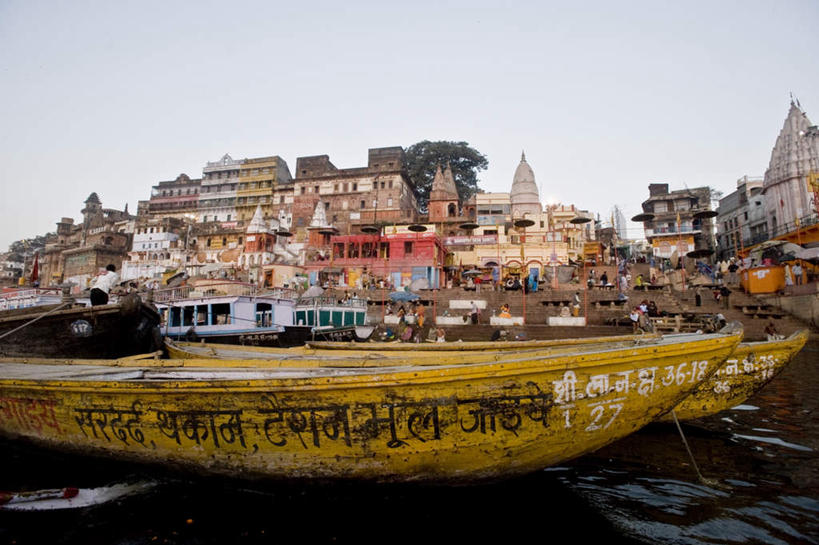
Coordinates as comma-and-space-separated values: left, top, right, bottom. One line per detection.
376, 277, 814, 342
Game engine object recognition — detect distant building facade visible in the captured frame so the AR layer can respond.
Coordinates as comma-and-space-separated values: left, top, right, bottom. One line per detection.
715, 176, 765, 260
144, 173, 201, 221
40, 193, 133, 288
638, 183, 714, 259
290, 147, 419, 240
762, 100, 819, 241
199, 154, 242, 223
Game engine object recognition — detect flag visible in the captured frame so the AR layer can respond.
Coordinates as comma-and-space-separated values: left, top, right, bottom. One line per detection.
29, 252, 39, 284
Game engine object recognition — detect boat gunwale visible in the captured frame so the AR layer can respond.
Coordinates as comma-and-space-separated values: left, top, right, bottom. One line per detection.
0, 331, 743, 393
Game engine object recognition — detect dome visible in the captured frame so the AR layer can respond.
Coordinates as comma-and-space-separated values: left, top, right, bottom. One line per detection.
510, 152, 541, 217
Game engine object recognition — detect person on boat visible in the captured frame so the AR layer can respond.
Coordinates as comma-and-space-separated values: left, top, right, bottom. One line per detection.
498, 304, 511, 319
90, 264, 119, 306
764, 321, 784, 341
629, 307, 641, 333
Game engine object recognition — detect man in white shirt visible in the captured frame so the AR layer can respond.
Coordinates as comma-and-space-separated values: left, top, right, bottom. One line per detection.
90, 264, 119, 306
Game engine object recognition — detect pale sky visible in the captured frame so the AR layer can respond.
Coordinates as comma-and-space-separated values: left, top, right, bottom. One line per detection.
1, 0, 817, 250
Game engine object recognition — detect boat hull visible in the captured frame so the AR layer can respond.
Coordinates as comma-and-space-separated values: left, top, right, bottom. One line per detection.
662, 330, 808, 421
0, 331, 741, 483
0, 295, 161, 359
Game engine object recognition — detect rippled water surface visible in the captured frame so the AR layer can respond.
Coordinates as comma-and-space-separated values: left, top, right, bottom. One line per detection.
558, 340, 819, 544
0, 341, 817, 544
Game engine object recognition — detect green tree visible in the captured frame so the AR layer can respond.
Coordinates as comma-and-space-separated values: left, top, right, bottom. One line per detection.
404, 141, 488, 212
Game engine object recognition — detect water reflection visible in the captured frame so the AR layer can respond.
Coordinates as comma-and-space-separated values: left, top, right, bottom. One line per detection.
558, 341, 819, 544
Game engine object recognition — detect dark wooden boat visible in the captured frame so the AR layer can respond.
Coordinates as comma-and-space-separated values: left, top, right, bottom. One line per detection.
0, 293, 162, 359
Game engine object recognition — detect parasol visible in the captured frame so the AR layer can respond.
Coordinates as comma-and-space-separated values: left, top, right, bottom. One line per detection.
692, 209, 719, 219
459, 222, 479, 230
631, 213, 655, 222
462, 269, 482, 276
513, 218, 535, 229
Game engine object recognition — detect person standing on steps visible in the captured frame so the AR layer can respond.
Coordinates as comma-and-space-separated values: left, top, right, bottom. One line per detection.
470, 301, 479, 324
719, 285, 731, 310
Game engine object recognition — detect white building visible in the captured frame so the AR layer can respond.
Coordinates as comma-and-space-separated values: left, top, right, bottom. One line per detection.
762, 100, 819, 237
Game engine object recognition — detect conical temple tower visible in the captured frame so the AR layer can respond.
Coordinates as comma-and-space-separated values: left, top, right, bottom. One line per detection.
428, 164, 461, 221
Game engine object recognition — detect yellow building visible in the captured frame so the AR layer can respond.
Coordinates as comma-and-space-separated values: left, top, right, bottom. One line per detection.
236, 156, 293, 222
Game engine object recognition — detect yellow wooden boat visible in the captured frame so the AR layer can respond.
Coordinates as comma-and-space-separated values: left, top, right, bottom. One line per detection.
304, 333, 662, 351
0, 328, 741, 483
662, 329, 808, 422
161, 334, 665, 367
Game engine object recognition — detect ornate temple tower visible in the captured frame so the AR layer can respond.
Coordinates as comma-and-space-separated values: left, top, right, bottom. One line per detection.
510, 152, 541, 219
243, 205, 277, 273
762, 100, 819, 236
428, 164, 460, 222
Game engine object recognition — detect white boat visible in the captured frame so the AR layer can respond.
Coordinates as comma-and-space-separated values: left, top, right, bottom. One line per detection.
154, 283, 371, 347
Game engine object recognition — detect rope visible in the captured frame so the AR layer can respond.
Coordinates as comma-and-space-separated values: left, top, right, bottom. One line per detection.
0, 302, 72, 341
670, 410, 726, 489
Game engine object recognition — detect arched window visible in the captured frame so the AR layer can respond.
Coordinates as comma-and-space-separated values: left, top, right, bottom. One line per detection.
448, 203, 457, 217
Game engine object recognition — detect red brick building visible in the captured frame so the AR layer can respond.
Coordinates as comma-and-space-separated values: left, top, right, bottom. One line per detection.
288, 147, 419, 241
305, 227, 446, 289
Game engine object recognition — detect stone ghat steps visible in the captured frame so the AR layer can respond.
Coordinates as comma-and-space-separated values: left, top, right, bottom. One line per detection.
413, 285, 811, 341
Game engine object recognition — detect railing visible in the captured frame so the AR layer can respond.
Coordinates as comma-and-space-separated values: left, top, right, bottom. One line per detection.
153, 283, 300, 304
296, 296, 368, 309
645, 227, 702, 237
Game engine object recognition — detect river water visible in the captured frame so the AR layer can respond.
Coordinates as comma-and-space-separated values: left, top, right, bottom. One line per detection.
1, 341, 817, 544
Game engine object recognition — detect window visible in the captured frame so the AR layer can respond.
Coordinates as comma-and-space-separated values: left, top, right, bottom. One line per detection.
169, 307, 182, 327
343, 183, 349, 192
334, 184, 339, 192
280, 196, 285, 204
352, 183, 357, 191
182, 306, 195, 326
388, 198, 393, 207
212, 303, 231, 325
389, 180, 393, 188
380, 181, 385, 189
301, 187, 306, 195
314, 186, 319, 193
196, 306, 208, 326
325, 202, 330, 210
360, 200, 365, 209
256, 303, 273, 327
227, 214, 231, 221
404, 241, 413, 255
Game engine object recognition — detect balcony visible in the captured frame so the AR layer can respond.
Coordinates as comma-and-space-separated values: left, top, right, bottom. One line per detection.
645, 226, 702, 238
